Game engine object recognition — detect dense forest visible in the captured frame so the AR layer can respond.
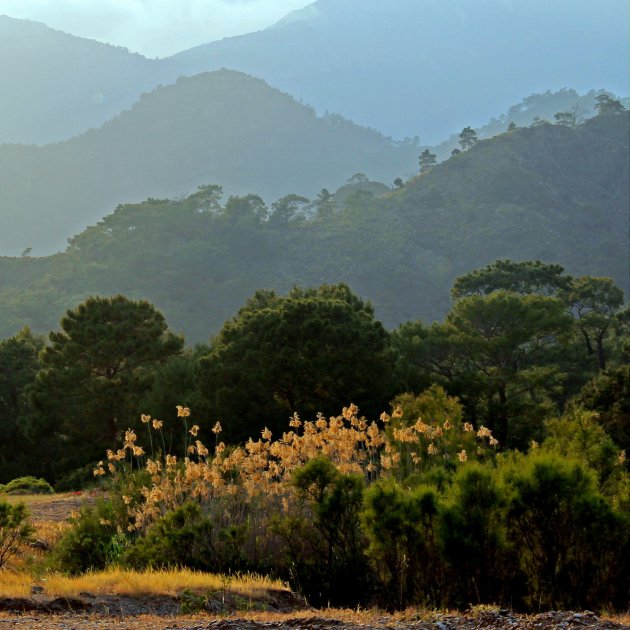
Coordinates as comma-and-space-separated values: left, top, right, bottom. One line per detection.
1, 104, 627, 342
1, 257, 628, 610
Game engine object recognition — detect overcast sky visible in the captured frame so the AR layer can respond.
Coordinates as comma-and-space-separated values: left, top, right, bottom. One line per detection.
0, 0, 313, 57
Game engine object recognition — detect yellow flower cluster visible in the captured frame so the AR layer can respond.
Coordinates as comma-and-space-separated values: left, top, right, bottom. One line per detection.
100, 403, 500, 533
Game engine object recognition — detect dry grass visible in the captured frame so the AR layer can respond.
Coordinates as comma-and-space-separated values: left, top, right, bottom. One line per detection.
602, 612, 630, 626
2, 491, 102, 523
0, 568, 287, 599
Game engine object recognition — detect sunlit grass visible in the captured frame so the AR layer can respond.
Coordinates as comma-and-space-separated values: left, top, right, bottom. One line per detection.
0, 568, 287, 599
0, 571, 32, 597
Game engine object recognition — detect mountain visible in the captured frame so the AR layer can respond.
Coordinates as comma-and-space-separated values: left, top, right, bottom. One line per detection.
431, 88, 630, 160
0, 109, 626, 342
0, 70, 418, 256
1, 0, 627, 146
167, 0, 629, 143
0, 15, 166, 145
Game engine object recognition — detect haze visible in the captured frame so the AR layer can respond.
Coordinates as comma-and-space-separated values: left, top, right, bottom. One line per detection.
0, 0, 312, 57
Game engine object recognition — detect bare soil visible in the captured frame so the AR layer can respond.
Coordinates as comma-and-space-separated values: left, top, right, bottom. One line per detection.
0, 604, 627, 629
4, 491, 102, 523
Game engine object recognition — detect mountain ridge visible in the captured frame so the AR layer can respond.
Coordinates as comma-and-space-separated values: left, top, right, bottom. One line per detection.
0, 70, 418, 256
1, 0, 627, 145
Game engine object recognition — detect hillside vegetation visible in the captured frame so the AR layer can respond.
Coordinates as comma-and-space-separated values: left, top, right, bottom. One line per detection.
0, 109, 626, 342
0, 70, 418, 256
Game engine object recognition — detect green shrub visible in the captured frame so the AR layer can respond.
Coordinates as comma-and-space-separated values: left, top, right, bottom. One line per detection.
51, 499, 121, 574
274, 457, 371, 607
0, 500, 33, 568
542, 406, 628, 499
440, 463, 516, 607
0, 476, 53, 495
363, 480, 445, 608
179, 588, 212, 614
123, 502, 214, 570
504, 452, 628, 610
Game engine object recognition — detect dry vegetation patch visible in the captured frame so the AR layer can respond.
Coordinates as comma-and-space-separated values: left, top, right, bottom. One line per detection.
3, 491, 101, 523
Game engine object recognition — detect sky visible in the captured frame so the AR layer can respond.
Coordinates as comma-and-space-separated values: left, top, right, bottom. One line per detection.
0, 0, 313, 58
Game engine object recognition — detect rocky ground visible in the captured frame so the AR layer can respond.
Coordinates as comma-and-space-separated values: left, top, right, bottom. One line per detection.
0, 603, 627, 630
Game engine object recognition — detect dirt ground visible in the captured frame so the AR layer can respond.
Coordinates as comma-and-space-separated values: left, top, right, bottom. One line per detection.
4, 491, 102, 523
0, 608, 627, 630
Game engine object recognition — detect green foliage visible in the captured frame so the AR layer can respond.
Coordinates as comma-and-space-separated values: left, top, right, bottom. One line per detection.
198, 284, 394, 443
579, 364, 630, 451
0, 476, 53, 495
595, 93, 626, 116
386, 387, 493, 486
458, 126, 478, 150
270, 194, 309, 226
28, 295, 183, 481
274, 457, 370, 607
51, 499, 121, 574
554, 110, 578, 127
123, 502, 214, 571
179, 588, 213, 614
563, 276, 625, 371
503, 452, 628, 610
362, 481, 444, 608
0, 500, 33, 569
413, 291, 571, 447
541, 406, 628, 500
451, 259, 569, 299
418, 149, 437, 172
440, 464, 511, 606
0, 327, 44, 482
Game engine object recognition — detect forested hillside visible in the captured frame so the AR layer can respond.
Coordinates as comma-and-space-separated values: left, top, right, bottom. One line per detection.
0, 70, 418, 256
0, 109, 627, 342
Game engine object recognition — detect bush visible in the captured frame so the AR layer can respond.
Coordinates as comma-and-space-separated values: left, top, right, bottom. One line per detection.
0, 500, 33, 568
363, 480, 445, 608
51, 499, 122, 574
274, 457, 371, 607
440, 463, 515, 607
0, 476, 53, 495
123, 502, 214, 570
504, 452, 628, 610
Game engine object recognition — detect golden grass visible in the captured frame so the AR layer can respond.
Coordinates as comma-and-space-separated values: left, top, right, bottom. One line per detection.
0, 571, 32, 597
2, 491, 94, 505
0, 568, 287, 599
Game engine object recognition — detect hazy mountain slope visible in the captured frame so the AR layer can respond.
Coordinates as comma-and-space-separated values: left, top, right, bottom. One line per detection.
389, 112, 629, 292
0, 111, 626, 342
431, 88, 628, 160
1, 0, 627, 146
0, 15, 167, 145
0, 70, 417, 256
168, 0, 629, 142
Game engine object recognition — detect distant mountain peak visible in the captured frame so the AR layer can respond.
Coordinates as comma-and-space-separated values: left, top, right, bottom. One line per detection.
269, 3, 322, 30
